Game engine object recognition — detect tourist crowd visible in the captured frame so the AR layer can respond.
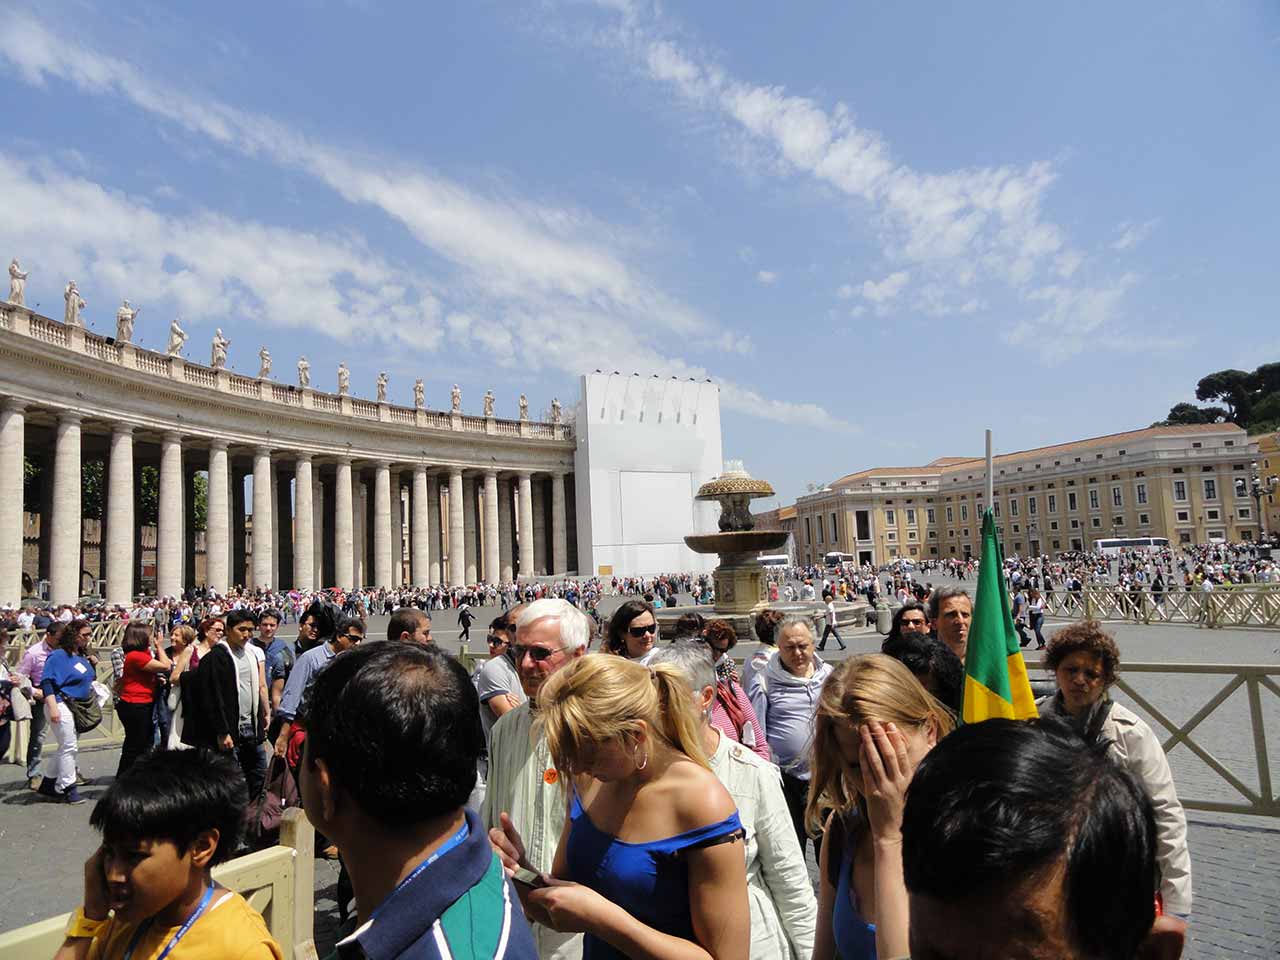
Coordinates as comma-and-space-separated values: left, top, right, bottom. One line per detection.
4, 563, 1199, 960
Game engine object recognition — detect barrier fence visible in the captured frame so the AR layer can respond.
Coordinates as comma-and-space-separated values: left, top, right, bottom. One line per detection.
1043, 583, 1280, 629
0, 808, 316, 960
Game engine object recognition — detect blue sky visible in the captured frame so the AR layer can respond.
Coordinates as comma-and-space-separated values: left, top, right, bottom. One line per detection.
2, 1, 1277, 505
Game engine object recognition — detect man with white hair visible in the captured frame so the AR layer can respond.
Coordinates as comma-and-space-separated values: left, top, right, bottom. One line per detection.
482, 598, 590, 960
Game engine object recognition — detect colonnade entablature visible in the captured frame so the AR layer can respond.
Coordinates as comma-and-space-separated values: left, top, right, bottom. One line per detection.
0, 304, 580, 605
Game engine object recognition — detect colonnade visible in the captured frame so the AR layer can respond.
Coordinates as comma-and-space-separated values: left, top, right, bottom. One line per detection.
0, 399, 577, 606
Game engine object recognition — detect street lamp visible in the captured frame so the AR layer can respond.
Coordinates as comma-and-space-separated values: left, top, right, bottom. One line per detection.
1250, 460, 1278, 543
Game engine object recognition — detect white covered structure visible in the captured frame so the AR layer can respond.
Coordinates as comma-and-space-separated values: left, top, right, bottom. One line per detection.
573, 372, 722, 576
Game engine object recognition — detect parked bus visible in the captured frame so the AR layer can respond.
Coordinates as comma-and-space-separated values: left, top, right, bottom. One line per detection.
1094, 536, 1170, 556
759, 554, 790, 568
824, 551, 856, 569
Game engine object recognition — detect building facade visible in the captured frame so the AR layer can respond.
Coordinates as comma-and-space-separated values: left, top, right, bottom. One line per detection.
0, 302, 579, 606
789, 425, 1260, 567
1249, 432, 1280, 538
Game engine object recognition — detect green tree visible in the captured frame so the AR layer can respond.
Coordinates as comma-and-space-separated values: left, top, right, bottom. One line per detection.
22, 458, 205, 529
1195, 369, 1256, 424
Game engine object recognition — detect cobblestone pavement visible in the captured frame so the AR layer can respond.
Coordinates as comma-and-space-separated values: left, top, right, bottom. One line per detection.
2, 604, 1277, 957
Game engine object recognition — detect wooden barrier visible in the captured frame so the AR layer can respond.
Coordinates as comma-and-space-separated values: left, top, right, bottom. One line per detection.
0, 808, 316, 959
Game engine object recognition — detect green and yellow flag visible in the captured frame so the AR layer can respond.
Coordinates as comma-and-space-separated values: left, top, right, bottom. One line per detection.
962, 508, 1038, 723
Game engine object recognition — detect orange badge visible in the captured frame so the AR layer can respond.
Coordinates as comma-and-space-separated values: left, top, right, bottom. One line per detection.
543, 768, 559, 785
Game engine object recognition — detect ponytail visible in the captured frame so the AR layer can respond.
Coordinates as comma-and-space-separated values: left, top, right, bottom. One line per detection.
650, 663, 710, 770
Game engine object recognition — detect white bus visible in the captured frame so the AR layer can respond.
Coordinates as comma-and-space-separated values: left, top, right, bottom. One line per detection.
1094, 537, 1170, 557
759, 554, 790, 569
824, 551, 856, 569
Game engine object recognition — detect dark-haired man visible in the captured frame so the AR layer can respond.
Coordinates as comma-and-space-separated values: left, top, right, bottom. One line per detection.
387, 606, 433, 645
901, 718, 1184, 960
272, 615, 365, 760
299, 642, 536, 959
926, 586, 972, 661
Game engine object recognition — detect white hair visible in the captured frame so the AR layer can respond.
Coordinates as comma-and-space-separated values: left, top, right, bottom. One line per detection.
515, 598, 590, 652
648, 641, 716, 698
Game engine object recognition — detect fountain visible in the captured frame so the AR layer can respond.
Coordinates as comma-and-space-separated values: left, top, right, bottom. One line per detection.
656, 461, 868, 640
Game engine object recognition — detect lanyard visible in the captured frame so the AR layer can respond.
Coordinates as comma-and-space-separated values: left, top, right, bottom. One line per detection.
124, 884, 214, 960
370, 821, 469, 921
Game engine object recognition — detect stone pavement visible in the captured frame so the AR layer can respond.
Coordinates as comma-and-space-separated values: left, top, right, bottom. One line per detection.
2, 608, 1277, 957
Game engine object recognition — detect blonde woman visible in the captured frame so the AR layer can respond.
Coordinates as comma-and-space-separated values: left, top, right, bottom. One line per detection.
807, 654, 955, 960
492, 655, 750, 960
164, 624, 199, 750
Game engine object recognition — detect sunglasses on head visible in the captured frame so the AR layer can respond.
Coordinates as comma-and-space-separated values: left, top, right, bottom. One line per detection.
628, 624, 657, 638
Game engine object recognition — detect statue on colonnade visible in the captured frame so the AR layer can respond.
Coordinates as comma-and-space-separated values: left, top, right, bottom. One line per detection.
64, 280, 86, 326
210, 328, 231, 369
115, 300, 139, 343
166, 317, 188, 356
298, 356, 310, 387
258, 346, 272, 379
8, 259, 28, 306
376, 371, 389, 403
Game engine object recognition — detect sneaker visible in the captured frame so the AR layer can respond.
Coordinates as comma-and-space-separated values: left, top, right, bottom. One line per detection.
65, 786, 87, 805
36, 777, 60, 798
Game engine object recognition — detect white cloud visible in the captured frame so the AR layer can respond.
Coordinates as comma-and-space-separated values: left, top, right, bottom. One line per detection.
0, 12, 850, 431
836, 283, 855, 300
860, 270, 910, 303
756, 269, 777, 284
1112, 219, 1159, 251
1005, 273, 1139, 362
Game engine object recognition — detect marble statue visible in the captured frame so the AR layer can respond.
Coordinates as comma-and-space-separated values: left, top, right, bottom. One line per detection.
8, 259, 28, 306
210, 328, 230, 369
337, 362, 350, 395
413, 378, 425, 409
258, 346, 272, 379
63, 280, 86, 326
519, 394, 529, 421
115, 300, 139, 343
376, 372, 388, 403
483, 389, 495, 418
166, 317, 188, 356
450, 384, 461, 414
298, 356, 310, 387
551, 397, 562, 424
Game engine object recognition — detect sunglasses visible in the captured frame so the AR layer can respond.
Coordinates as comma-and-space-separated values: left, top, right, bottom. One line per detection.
628, 624, 657, 638
339, 632, 364, 643
513, 644, 565, 663
487, 634, 507, 645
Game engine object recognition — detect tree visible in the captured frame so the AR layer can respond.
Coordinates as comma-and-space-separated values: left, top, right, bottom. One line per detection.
22, 458, 205, 529
1195, 369, 1256, 425
1157, 360, 1280, 432
1154, 403, 1228, 427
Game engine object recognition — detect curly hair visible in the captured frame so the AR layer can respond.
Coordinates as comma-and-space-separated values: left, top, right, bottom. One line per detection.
753, 608, 785, 646
702, 619, 737, 654
1044, 620, 1120, 687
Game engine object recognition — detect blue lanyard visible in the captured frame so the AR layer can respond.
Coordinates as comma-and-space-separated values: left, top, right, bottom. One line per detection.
370, 821, 469, 921
123, 884, 215, 960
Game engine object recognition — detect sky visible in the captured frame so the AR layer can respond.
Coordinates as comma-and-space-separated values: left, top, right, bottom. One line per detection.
2, 1, 1277, 506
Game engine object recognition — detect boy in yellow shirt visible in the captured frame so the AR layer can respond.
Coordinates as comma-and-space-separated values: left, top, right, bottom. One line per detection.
54, 749, 283, 960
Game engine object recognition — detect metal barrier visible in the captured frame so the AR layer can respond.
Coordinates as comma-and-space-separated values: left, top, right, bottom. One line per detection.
1028, 658, 1280, 818
0, 808, 316, 959
1044, 584, 1280, 628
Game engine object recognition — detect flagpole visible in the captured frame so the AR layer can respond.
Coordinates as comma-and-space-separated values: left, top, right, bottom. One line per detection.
985, 429, 994, 511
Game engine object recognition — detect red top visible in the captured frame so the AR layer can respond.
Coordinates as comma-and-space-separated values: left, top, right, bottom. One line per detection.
119, 650, 157, 704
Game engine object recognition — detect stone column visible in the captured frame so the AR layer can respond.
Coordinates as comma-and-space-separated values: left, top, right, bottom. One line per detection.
0, 401, 25, 606
252, 447, 273, 589
427, 474, 442, 586
334, 459, 354, 589
231, 467, 246, 588
551, 472, 568, 575
276, 471, 294, 589
294, 454, 314, 592
532, 475, 548, 576
448, 468, 465, 587
411, 466, 429, 588
312, 476, 324, 589
391, 472, 404, 586
498, 477, 514, 583
183, 463, 197, 590
270, 469, 281, 588
50, 414, 83, 604
517, 472, 534, 578
463, 475, 478, 584
483, 471, 500, 584
373, 461, 392, 588
157, 431, 183, 600
206, 440, 229, 595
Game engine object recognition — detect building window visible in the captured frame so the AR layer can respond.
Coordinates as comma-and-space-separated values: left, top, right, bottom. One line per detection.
1192, 442, 1202, 448
1013, 524, 1021, 533
804, 517, 812, 543
946, 506, 954, 523
1238, 507, 1251, 520
1234, 477, 1249, 498
1010, 499, 1019, 517
1052, 539, 1061, 550
908, 530, 917, 541
831, 512, 838, 540
963, 528, 970, 538
1180, 532, 1192, 544
1047, 494, 1057, 513
1050, 520, 1059, 530
887, 531, 897, 542
906, 508, 916, 526
1206, 509, 1220, 521
1136, 483, 1147, 505
1173, 481, 1187, 502
1092, 518, 1101, 528
1089, 489, 1100, 510
1139, 513, 1150, 525
928, 530, 937, 539
960, 504, 968, 521
1028, 496, 1037, 516
1067, 492, 1077, 511
926, 508, 936, 524
993, 501, 1001, 518
1071, 518, 1080, 529
817, 518, 824, 544
1203, 479, 1217, 501
885, 509, 896, 525
1112, 517, 1124, 528
948, 530, 955, 538
1176, 510, 1189, 522
1112, 486, 1123, 508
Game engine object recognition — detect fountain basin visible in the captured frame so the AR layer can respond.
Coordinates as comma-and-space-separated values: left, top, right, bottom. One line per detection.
684, 530, 789, 556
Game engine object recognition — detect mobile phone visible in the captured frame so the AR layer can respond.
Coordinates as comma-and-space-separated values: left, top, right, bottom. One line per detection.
512, 867, 547, 889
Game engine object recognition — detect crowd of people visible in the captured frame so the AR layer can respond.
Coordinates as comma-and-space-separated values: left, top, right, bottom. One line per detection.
1, 561, 1201, 960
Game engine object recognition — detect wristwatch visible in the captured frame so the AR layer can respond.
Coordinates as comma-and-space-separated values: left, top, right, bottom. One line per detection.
65, 907, 108, 940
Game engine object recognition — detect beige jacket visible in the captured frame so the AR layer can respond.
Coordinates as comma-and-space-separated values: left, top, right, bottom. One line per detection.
1039, 696, 1193, 915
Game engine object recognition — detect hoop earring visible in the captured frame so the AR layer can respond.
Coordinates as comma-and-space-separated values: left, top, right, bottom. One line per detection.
634, 743, 649, 771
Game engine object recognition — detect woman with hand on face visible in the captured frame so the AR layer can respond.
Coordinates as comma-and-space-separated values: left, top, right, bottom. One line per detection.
1038, 621, 1192, 931
491, 655, 750, 960
808, 654, 954, 960
604, 599, 659, 664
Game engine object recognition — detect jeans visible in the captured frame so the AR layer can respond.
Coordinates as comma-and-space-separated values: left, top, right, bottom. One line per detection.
42, 706, 78, 793
1030, 612, 1046, 647
781, 770, 821, 864
25, 701, 49, 779
116, 700, 155, 777
234, 734, 267, 800
818, 624, 844, 650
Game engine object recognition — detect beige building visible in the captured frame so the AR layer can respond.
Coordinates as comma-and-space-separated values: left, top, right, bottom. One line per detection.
1249, 431, 1280, 538
788, 424, 1260, 566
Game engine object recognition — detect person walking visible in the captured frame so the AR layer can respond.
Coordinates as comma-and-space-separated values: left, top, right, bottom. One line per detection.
36, 625, 97, 804
17, 625, 60, 789
817, 593, 846, 652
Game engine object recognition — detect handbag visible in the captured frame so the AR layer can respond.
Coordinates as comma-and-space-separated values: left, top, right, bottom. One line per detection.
64, 689, 103, 734
245, 754, 300, 848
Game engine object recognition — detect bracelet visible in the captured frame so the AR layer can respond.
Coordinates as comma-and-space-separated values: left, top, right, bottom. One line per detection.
65, 907, 108, 940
